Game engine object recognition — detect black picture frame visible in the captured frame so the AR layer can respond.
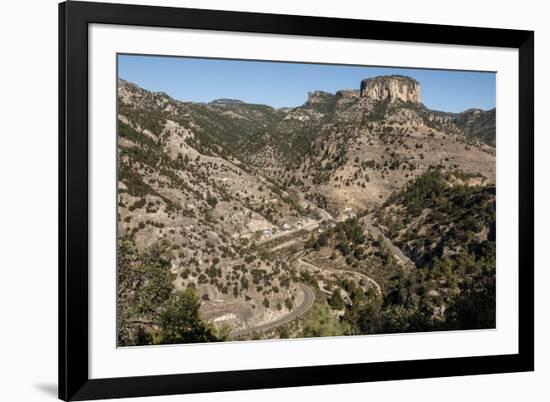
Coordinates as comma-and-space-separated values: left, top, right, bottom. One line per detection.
59, 1, 534, 400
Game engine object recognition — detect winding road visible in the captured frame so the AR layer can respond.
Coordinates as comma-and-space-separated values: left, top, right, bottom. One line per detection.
298, 257, 382, 295
230, 213, 393, 338
229, 283, 316, 338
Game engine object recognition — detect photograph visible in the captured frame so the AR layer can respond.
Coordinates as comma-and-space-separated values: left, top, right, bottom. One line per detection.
0, 0, 541, 400
116, 54, 496, 347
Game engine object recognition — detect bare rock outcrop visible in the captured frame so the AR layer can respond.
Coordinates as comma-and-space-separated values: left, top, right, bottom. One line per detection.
360, 75, 421, 104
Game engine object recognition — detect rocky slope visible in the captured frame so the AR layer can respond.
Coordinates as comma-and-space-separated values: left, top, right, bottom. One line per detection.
242, 75, 495, 216
116, 74, 496, 340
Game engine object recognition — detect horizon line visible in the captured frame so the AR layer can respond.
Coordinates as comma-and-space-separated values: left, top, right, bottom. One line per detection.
117, 77, 496, 114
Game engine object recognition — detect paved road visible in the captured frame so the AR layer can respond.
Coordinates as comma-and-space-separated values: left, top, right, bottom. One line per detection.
298, 258, 382, 295
229, 283, 315, 338
361, 214, 414, 268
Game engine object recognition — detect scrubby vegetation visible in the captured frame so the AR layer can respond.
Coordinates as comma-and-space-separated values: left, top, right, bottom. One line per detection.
346, 170, 495, 333
299, 169, 496, 335
116, 76, 496, 344
117, 237, 225, 346
379, 168, 495, 270
301, 304, 348, 337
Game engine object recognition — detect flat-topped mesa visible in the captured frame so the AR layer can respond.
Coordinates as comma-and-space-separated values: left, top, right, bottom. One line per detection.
360, 75, 421, 104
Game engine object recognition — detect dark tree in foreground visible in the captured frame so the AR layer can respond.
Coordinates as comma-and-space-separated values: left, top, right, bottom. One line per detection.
445, 270, 496, 330
157, 288, 221, 344
117, 237, 224, 346
117, 238, 175, 346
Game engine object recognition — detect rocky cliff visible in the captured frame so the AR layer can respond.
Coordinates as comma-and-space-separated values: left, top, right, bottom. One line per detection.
360, 75, 421, 104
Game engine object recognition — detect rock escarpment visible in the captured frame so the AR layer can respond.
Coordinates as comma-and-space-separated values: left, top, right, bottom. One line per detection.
360, 75, 421, 104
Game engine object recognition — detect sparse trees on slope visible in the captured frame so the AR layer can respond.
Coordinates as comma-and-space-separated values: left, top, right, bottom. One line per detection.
301, 304, 348, 338
117, 237, 223, 346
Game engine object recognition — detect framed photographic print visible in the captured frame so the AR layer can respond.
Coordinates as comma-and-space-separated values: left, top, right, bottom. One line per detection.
59, 1, 534, 400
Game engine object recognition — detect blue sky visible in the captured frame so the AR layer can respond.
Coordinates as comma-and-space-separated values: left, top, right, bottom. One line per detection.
118, 54, 496, 113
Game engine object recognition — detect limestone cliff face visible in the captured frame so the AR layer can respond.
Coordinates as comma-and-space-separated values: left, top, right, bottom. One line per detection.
360, 75, 421, 104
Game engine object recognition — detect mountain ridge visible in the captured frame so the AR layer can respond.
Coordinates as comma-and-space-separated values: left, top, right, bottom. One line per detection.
118, 76, 495, 127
